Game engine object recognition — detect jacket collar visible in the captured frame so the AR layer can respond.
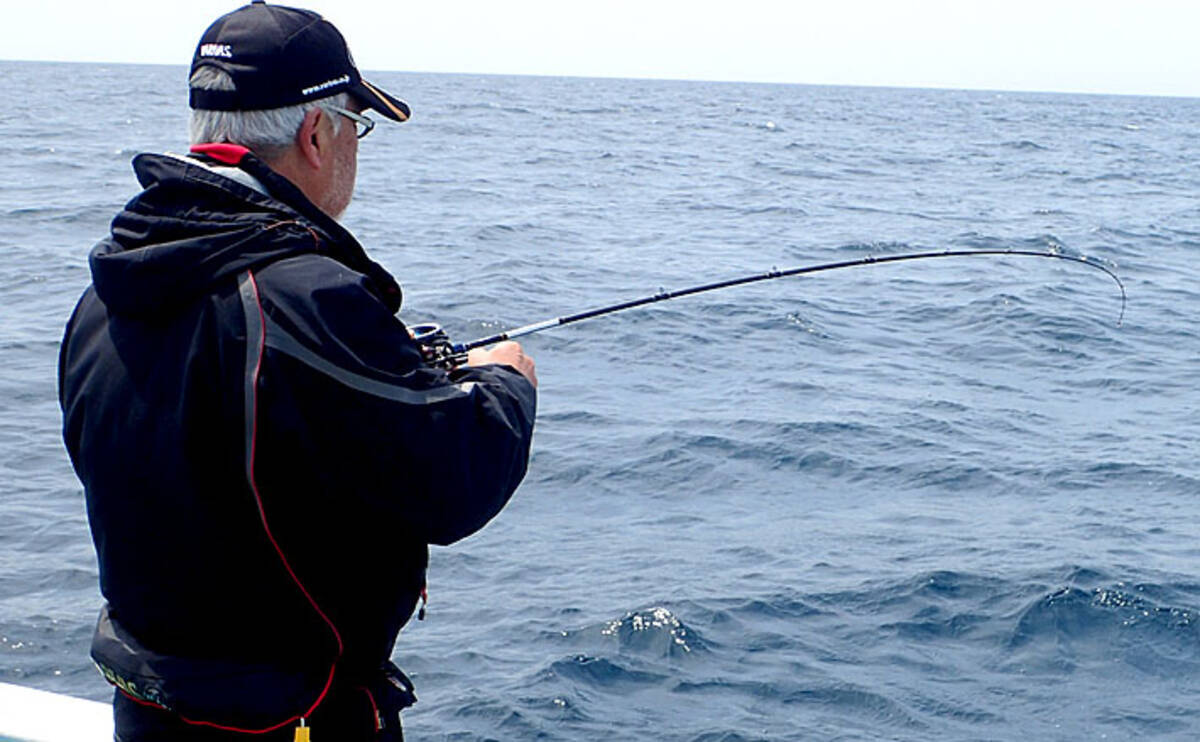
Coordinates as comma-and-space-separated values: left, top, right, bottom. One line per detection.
188, 143, 403, 313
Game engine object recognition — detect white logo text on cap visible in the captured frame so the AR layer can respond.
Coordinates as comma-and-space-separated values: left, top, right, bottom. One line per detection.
200, 43, 233, 58
302, 75, 350, 96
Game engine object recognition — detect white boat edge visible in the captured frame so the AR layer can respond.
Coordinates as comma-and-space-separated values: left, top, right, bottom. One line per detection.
0, 681, 112, 742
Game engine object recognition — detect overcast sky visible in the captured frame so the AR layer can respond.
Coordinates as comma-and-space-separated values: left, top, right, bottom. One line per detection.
4, 1, 1198, 98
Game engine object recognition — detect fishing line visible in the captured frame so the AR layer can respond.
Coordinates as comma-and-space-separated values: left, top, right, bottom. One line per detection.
412, 249, 1126, 367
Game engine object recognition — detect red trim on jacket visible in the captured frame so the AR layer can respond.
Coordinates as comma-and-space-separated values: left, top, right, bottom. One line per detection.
189, 142, 251, 165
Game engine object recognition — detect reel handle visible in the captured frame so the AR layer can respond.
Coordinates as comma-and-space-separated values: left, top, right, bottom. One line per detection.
410, 323, 468, 369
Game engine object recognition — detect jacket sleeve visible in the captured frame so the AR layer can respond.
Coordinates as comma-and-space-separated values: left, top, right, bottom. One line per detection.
251, 256, 536, 546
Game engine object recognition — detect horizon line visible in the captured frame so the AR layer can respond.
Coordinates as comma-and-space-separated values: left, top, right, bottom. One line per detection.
1, 57, 1196, 102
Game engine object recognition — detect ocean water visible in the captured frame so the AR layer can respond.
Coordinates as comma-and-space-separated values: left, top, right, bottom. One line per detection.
1, 60, 1199, 740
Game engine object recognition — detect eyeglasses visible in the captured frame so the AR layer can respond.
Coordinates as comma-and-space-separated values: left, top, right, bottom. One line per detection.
325, 105, 375, 139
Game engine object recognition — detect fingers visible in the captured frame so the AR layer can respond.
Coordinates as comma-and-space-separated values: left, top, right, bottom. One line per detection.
467, 341, 537, 388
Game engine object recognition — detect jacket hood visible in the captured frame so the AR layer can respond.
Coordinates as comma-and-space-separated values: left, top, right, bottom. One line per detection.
90, 152, 401, 317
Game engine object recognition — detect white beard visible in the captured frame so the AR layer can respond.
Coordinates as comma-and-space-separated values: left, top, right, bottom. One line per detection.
325, 143, 357, 221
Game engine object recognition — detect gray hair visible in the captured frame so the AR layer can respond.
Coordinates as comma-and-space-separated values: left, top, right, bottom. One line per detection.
189, 66, 347, 160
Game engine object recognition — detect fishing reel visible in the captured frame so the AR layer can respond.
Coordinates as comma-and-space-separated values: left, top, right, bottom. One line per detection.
410, 323, 468, 370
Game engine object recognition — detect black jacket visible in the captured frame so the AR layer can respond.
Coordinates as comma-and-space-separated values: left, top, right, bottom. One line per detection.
58, 148, 536, 731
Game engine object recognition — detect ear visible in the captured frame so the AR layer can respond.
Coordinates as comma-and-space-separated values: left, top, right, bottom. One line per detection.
294, 107, 329, 170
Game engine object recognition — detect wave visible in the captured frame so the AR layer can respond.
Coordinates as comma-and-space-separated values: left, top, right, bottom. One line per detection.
1005, 582, 1200, 677
556, 606, 710, 660
601, 607, 710, 657
1000, 139, 1050, 151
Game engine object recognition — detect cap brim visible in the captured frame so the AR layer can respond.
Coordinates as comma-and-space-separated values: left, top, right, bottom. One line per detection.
354, 78, 410, 122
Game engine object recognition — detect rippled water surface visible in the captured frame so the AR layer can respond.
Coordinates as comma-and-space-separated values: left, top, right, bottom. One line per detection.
1, 61, 1198, 740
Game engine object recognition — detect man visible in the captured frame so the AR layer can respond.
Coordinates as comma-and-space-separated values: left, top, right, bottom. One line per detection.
58, 2, 537, 740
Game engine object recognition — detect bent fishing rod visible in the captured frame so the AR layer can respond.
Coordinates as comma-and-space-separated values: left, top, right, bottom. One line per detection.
412, 249, 1126, 369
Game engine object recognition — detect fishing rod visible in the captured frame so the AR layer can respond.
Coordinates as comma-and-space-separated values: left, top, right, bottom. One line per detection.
411, 249, 1126, 369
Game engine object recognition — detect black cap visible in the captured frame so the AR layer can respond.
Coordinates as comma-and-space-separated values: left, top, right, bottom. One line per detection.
189, 1, 409, 122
